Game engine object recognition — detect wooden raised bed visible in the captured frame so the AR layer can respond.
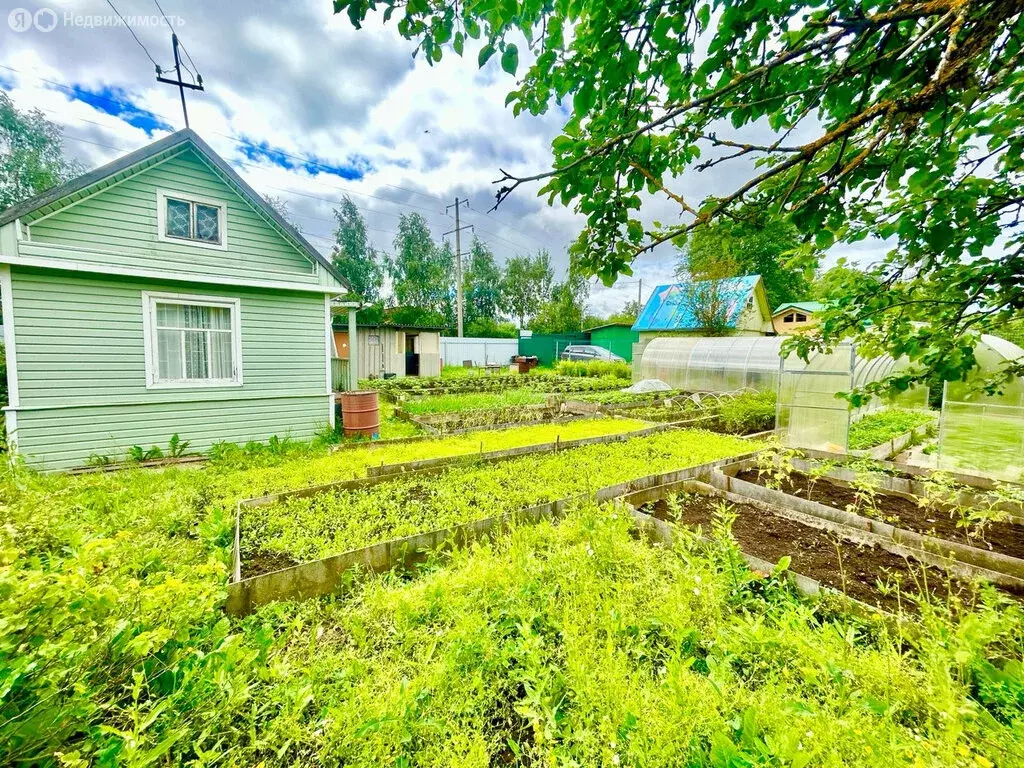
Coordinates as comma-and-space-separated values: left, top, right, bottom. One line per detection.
710, 457, 1024, 584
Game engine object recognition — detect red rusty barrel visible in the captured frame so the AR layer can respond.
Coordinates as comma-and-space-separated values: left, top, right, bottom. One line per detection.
338, 390, 380, 438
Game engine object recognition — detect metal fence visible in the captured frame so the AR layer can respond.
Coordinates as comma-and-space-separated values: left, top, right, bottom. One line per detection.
440, 337, 519, 368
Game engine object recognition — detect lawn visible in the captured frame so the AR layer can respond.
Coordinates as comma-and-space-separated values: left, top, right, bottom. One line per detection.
2, 422, 1023, 765
241, 429, 753, 564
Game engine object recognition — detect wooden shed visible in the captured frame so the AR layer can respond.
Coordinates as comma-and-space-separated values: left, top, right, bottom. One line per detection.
333, 324, 442, 379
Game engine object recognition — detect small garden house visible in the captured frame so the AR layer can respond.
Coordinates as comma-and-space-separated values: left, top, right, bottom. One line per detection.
0, 129, 350, 469
632, 275, 773, 342
772, 301, 825, 334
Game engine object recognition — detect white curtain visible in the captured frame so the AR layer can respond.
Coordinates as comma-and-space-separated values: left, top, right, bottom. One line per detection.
155, 302, 233, 381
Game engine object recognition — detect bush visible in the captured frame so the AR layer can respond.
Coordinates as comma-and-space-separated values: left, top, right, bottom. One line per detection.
554, 359, 631, 379
717, 390, 777, 434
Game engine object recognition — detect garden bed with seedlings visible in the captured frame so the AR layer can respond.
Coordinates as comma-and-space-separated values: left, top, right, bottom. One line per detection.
228, 430, 758, 612
734, 464, 1024, 559
712, 452, 1024, 583
631, 486, 1019, 614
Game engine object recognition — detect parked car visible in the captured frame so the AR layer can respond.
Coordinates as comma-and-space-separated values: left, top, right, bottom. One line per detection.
560, 345, 626, 362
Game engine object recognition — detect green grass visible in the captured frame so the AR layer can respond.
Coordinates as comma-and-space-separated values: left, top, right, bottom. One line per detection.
554, 358, 632, 379
3, 424, 1024, 765
243, 430, 754, 562
403, 390, 548, 415
847, 408, 935, 450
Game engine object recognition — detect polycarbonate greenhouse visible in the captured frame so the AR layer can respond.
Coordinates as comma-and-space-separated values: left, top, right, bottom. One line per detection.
635, 335, 930, 451
777, 342, 929, 452
938, 335, 1024, 481
635, 336, 786, 392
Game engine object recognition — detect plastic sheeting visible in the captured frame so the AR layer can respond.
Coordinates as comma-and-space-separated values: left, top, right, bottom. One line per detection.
635, 336, 786, 392
635, 335, 930, 451
938, 335, 1024, 482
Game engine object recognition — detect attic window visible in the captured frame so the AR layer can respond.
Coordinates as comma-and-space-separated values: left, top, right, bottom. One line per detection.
784, 313, 796, 323
157, 191, 226, 249
795, 312, 808, 322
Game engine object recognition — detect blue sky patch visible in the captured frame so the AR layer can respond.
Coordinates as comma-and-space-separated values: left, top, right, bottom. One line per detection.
55, 83, 173, 135
0, 71, 15, 91
237, 136, 373, 180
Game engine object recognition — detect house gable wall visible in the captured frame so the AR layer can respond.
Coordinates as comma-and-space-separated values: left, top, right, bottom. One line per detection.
24, 148, 323, 285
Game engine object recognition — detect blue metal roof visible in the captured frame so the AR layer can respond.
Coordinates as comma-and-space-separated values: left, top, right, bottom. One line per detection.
632, 275, 761, 332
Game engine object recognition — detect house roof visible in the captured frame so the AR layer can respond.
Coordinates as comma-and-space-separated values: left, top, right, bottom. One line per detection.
585, 322, 636, 332
632, 275, 763, 332
772, 301, 826, 316
0, 128, 348, 288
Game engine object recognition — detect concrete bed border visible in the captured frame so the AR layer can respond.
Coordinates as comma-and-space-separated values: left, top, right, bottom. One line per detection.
620, 474, 1024, 590
801, 447, 1024, 491
789, 457, 1024, 522
712, 458, 1024, 583
225, 452, 759, 615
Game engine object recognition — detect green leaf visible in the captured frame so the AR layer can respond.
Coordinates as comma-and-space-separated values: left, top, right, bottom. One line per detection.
501, 44, 519, 75
478, 43, 495, 67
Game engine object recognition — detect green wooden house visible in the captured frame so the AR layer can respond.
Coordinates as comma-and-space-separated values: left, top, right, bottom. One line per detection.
0, 129, 350, 469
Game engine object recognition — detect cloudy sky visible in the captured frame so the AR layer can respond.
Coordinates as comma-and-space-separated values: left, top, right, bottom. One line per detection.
1, 0, 877, 317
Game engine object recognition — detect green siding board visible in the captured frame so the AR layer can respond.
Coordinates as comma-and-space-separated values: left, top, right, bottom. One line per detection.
7, 267, 331, 467
27, 149, 320, 282
15, 395, 328, 469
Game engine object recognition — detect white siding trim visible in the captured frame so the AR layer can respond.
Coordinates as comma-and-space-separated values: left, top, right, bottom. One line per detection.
25, 152, 188, 227
142, 291, 244, 389
156, 189, 229, 251
324, 295, 335, 428
0, 264, 20, 409
0, 266, 18, 456
0, 252, 345, 294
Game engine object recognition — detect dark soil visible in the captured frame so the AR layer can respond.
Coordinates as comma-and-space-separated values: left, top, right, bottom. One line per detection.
243, 549, 300, 579
642, 493, 1015, 614
736, 469, 1024, 561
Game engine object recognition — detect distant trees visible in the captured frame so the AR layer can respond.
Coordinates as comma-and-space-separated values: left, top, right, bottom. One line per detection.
675, 212, 816, 309
529, 260, 590, 334
331, 196, 385, 302
502, 251, 554, 327
0, 92, 83, 211
322, 197, 589, 336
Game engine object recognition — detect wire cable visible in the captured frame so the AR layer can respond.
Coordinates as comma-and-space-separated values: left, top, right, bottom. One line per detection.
103, 0, 165, 71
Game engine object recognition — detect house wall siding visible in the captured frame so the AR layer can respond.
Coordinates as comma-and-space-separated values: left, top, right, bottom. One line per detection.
26, 149, 319, 284
6, 266, 329, 468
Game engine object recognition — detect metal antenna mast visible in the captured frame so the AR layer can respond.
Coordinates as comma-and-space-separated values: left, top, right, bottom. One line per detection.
156, 33, 203, 128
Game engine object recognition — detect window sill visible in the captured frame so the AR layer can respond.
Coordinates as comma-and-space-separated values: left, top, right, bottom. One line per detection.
145, 380, 244, 390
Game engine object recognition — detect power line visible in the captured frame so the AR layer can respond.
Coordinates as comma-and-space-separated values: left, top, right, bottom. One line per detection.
2, 63, 550, 251
103, 0, 166, 71
9, 74, 555, 255
152, 0, 200, 84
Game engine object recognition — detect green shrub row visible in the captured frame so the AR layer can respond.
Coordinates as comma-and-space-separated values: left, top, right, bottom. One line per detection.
553, 359, 632, 379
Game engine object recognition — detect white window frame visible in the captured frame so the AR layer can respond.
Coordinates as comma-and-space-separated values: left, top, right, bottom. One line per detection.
142, 291, 243, 389
156, 190, 228, 250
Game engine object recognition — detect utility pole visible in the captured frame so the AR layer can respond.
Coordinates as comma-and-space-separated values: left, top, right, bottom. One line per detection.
637, 278, 642, 310
444, 197, 473, 337
156, 33, 203, 129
